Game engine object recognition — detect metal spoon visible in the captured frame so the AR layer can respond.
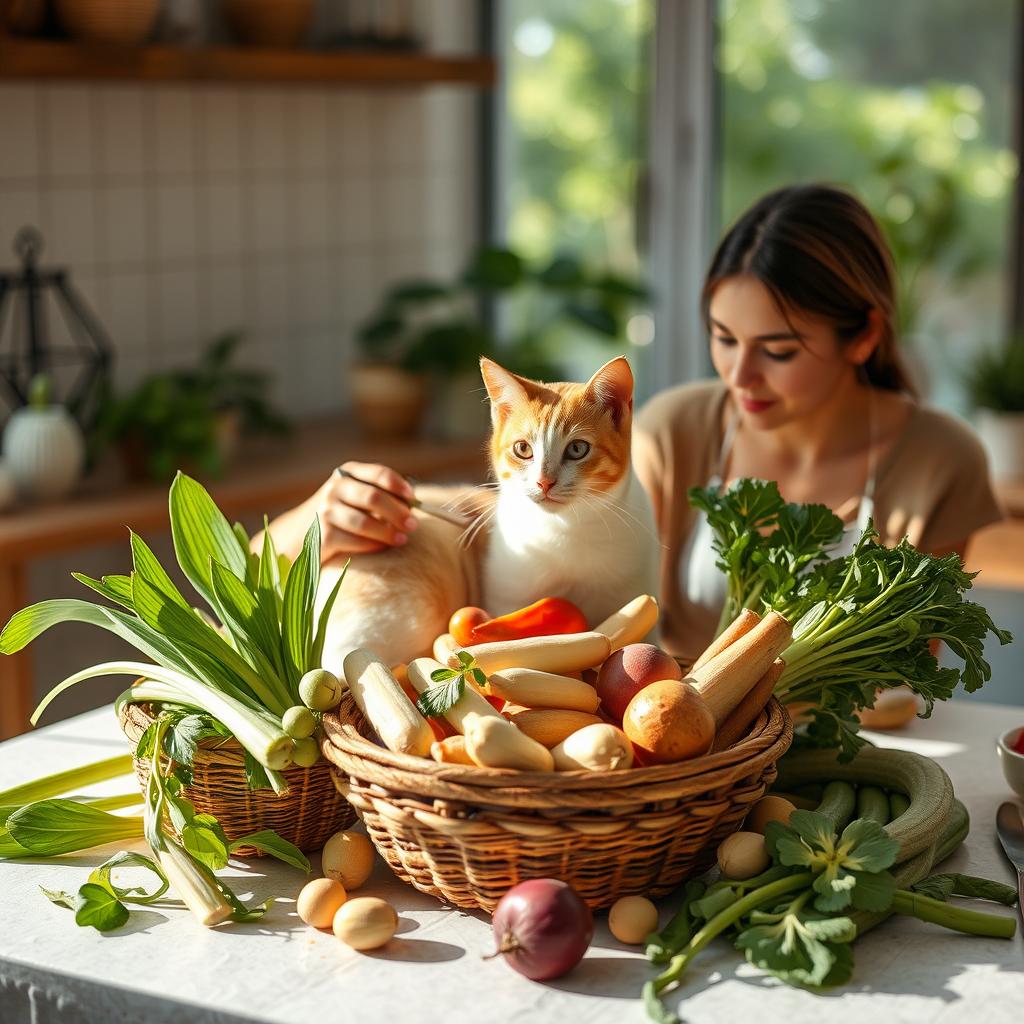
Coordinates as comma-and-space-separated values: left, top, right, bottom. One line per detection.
995, 801, 1024, 919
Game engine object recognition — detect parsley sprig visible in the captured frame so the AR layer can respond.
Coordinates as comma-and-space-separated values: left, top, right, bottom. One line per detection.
642, 810, 1017, 1023
415, 651, 487, 719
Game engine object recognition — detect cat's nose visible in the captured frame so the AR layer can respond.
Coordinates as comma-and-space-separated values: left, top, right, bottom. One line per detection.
535, 475, 556, 496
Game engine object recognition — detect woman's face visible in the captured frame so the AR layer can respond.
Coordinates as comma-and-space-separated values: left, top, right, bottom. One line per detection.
708, 274, 862, 430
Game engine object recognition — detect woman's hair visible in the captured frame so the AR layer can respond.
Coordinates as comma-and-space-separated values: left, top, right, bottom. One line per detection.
702, 184, 913, 393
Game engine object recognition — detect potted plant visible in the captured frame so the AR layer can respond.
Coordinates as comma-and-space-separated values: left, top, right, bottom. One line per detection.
965, 340, 1024, 480
93, 332, 290, 482
353, 246, 648, 439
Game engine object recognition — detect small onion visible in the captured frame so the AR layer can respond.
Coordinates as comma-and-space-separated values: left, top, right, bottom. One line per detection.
488, 879, 593, 980
333, 897, 398, 950
282, 705, 317, 739
296, 877, 347, 928
291, 736, 321, 767
299, 668, 343, 711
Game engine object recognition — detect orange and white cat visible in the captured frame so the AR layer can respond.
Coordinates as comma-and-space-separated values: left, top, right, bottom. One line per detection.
316, 355, 659, 673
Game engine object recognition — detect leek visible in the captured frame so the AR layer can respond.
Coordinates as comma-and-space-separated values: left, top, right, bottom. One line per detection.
0, 753, 132, 805
34, 661, 295, 774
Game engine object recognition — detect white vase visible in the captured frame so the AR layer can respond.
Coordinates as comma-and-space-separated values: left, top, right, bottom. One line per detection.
2, 406, 85, 501
975, 409, 1024, 481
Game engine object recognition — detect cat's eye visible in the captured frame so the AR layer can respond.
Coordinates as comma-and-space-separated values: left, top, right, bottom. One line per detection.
512, 440, 533, 460
564, 440, 591, 461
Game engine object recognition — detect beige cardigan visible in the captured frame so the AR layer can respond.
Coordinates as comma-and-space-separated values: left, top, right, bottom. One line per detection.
632, 379, 1004, 662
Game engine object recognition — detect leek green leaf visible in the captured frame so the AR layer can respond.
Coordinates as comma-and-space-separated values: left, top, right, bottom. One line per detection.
72, 572, 135, 610
229, 830, 310, 873
89, 851, 169, 904
281, 518, 319, 687
129, 531, 191, 610
8, 798, 144, 855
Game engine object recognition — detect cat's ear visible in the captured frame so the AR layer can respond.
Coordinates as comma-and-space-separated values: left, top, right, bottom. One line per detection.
480, 357, 530, 423
585, 356, 634, 428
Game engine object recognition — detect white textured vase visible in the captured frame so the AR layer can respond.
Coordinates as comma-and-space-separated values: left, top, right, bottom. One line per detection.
2, 406, 85, 500
975, 409, 1024, 481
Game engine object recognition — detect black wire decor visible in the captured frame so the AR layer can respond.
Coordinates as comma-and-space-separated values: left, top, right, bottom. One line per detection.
0, 226, 113, 430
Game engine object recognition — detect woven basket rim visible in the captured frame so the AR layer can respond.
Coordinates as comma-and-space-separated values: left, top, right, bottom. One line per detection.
322, 696, 793, 806
119, 701, 242, 754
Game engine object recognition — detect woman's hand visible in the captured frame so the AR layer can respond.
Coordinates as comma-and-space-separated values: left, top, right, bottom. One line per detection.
316, 461, 419, 557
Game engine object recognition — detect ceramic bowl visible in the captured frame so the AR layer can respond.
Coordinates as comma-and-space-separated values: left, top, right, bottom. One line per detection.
996, 725, 1024, 798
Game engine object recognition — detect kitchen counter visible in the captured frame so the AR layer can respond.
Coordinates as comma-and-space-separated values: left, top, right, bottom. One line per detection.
0, 701, 1021, 1024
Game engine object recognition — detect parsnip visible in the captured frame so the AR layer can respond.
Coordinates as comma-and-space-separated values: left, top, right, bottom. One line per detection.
503, 708, 604, 748
342, 649, 434, 757
592, 595, 659, 651
433, 633, 460, 663
486, 667, 600, 713
551, 723, 633, 771
686, 611, 791, 727
463, 712, 555, 772
406, 657, 505, 734
452, 631, 611, 676
692, 608, 762, 672
430, 735, 475, 765
710, 658, 785, 752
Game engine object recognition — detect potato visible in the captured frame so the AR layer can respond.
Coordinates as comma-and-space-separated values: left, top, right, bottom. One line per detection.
596, 644, 683, 722
333, 897, 399, 950
322, 830, 376, 891
745, 795, 796, 835
609, 895, 659, 944
297, 877, 347, 928
622, 680, 714, 764
717, 831, 770, 880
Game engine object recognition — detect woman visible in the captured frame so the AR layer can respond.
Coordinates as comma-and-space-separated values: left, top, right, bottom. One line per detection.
632, 183, 1002, 663
261, 184, 1002, 666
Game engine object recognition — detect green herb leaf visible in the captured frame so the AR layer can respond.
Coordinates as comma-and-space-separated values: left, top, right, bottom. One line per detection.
430, 668, 458, 683
89, 851, 169, 905
416, 675, 465, 719
229, 830, 311, 873
836, 818, 900, 873
39, 885, 76, 910
457, 650, 474, 668
179, 812, 231, 872
74, 882, 130, 931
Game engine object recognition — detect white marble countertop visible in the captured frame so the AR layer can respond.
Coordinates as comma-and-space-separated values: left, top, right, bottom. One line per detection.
1, 700, 1022, 1024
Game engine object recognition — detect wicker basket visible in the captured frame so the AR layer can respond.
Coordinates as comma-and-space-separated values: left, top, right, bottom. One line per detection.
320, 695, 792, 911
120, 703, 355, 856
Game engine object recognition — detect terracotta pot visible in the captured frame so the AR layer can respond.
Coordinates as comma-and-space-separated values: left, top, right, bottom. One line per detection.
222, 0, 314, 48
349, 364, 428, 440
56, 0, 160, 45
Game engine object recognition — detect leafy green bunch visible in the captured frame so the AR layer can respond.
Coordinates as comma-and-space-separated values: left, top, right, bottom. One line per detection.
689, 478, 1012, 759
643, 811, 1017, 1023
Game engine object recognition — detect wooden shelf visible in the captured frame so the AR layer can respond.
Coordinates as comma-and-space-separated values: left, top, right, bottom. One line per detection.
0, 38, 496, 86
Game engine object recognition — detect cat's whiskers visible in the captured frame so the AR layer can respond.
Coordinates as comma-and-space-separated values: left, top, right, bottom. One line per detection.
458, 504, 495, 551
583, 487, 660, 543
573, 491, 615, 542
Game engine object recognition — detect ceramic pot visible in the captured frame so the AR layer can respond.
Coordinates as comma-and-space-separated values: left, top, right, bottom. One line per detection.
56, 0, 160, 45
2, 405, 85, 501
222, 0, 314, 48
349, 364, 427, 440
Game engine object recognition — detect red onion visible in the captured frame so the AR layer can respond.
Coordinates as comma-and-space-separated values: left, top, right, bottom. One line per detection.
488, 879, 593, 980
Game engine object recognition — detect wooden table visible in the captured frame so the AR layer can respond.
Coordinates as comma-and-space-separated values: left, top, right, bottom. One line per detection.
0, 418, 487, 739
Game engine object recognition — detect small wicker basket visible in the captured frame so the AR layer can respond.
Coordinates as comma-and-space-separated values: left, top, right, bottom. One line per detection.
321, 695, 792, 911
120, 703, 355, 856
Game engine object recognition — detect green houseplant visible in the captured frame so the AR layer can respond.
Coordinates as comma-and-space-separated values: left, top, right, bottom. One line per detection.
965, 340, 1024, 480
93, 332, 290, 482
352, 246, 648, 439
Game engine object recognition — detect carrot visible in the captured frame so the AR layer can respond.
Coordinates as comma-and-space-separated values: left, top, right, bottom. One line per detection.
692, 608, 762, 672
710, 658, 785, 751
686, 611, 791, 727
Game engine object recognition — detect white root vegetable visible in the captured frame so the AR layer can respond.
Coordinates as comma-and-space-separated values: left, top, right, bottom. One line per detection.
686, 611, 792, 727
462, 713, 555, 772
485, 667, 600, 713
433, 633, 460, 664
550, 723, 634, 771
452, 631, 611, 676
592, 595, 659, 652
342, 649, 434, 757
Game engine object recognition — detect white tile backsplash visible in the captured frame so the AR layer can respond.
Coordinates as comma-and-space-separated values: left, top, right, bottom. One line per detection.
244, 90, 290, 176
153, 267, 201, 358
155, 181, 199, 262
96, 87, 148, 179
249, 179, 291, 255
199, 181, 245, 259
41, 86, 96, 180
0, 188, 42, 254
333, 174, 376, 247
0, 86, 39, 182
292, 176, 332, 253
103, 271, 152, 356
99, 185, 150, 266
46, 187, 98, 268
203, 261, 247, 337
152, 88, 196, 178
199, 89, 243, 175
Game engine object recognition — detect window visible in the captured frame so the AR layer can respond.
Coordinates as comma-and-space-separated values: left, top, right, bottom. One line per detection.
496, 0, 654, 377
716, 0, 1018, 413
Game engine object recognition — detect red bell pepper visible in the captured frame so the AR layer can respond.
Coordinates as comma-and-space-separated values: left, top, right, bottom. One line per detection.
470, 597, 589, 643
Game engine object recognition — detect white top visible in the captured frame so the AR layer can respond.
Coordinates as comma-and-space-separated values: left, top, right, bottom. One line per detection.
0, 702, 1021, 1024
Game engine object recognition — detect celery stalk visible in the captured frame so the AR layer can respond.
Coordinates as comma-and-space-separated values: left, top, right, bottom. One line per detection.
0, 754, 133, 806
